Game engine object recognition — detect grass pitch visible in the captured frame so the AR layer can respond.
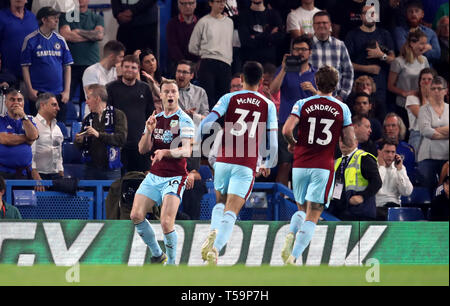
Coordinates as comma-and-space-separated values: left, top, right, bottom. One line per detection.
0, 264, 448, 286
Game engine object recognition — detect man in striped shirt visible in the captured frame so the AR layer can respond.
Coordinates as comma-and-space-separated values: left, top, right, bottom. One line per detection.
309, 11, 354, 102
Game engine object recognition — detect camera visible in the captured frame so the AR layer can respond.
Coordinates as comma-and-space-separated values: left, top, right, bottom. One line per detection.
285, 55, 302, 72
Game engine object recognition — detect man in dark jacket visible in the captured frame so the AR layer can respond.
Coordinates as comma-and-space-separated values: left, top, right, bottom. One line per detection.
327, 137, 382, 220
75, 84, 127, 180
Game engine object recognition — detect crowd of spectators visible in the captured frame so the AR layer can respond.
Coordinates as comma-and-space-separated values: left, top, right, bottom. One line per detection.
0, 0, 448, 221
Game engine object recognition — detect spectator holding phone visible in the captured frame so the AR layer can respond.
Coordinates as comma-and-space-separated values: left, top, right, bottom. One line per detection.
269, 34, 317, 187
375, 138, 413, 221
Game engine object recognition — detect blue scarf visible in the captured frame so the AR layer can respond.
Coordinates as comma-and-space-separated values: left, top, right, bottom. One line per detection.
81, 106, 122, 170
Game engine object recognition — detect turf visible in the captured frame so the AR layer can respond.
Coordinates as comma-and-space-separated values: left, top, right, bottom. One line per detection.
0, 264, 448, 286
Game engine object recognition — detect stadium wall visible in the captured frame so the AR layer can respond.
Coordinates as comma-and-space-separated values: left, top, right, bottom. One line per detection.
0, 220, 448, 266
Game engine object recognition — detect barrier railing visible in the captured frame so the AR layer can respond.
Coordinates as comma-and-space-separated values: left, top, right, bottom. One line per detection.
4, 180, 339, 221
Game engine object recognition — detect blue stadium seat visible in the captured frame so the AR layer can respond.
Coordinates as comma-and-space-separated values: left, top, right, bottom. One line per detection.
401, 187, 432, 205
198, 165, 213, 181
71, 121, 82, 141
63, 164, 84, 179
62, 141, 82, 164
80, 101, 86, 119
56, 121, 69, 140
388, 207, 425, 221
65, 102, 79, 124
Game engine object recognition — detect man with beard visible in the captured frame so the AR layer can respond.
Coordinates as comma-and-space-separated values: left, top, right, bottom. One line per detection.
393, 0, 440, 62
344, 5, 395, 109
269, 35, 317, 188
106, 55, 155, 174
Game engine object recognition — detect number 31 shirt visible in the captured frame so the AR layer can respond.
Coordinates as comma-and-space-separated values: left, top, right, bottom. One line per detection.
211, 90, 278, 172
290, 95, 352, 171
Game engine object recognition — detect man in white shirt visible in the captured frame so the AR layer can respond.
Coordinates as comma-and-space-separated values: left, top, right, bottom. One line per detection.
286, 0, 321, 40
82, 40, 125, 117
175, 60, 209, 125
31, 92, 64, 189
376, 138, 414, 220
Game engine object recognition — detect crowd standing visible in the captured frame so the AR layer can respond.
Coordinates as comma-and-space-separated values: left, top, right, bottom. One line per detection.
0, 0, 448, 221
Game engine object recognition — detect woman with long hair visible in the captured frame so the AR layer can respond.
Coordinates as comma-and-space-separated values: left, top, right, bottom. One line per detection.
388, 29, 429, 127
405, 67, 437, 156
138, 49, 166, 113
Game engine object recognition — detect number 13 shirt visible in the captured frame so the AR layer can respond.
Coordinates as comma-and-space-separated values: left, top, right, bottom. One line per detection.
290, 95, 352, 171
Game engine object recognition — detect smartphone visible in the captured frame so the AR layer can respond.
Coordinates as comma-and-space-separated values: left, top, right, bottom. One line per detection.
285, 55, 302, 72
395, 155, 402, 165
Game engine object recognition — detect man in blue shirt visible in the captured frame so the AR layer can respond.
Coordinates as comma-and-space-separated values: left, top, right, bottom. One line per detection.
0, 0, 38, 79
269, 35, 317, 187
393, 0, 441, 63
21, 6, 73, 121
0, 89, 38, 179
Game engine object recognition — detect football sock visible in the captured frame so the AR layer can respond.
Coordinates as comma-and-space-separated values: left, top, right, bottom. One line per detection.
164, 230, 178, 265
210, 203, 225, 231
135, 219, 163, 258
289, 211, 306, 235
214, 211, 237, 252
291, 221, 316, 260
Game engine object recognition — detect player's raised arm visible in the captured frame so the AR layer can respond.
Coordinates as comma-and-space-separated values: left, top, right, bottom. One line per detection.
138, 111, 156, 154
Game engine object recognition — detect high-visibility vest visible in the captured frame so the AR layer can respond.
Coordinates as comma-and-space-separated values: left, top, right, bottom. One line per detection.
334, 149, 377, 192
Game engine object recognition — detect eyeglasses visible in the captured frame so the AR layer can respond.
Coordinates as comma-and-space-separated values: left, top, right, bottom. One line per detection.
176, 70, 192, 75
430, 87, 446, 91
213, 0, 226, 3
292, 47, 310, 52
231, 84, 243, 89
179, 1, 195, 6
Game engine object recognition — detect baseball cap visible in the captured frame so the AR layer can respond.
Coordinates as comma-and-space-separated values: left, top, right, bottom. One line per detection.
36, 6, 60, 20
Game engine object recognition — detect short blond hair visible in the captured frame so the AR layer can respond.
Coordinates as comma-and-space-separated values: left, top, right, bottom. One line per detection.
160, 79, 178, 90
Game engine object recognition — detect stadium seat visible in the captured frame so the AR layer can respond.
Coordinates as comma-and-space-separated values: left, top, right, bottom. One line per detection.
387, 207, 425, 221
198, 165, 213, 181
71, 121, 82, 141
80, 101, 86, 119
401, 187, 432, 205
65, 102, 79, 124
63, 164, 84, 179
62, 141, 82, 164
56, 121, 69, 140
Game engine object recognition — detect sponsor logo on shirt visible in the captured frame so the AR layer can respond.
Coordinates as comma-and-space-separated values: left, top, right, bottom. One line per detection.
36, 50, 62, 57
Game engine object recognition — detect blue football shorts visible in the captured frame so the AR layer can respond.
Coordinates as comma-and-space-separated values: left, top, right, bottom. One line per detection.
213, 162, 255, 201
135, 173, 187, 206
292, 168, 335, 207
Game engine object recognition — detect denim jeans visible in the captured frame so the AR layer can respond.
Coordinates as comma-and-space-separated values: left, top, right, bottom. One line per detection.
417, 159, 447, 193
